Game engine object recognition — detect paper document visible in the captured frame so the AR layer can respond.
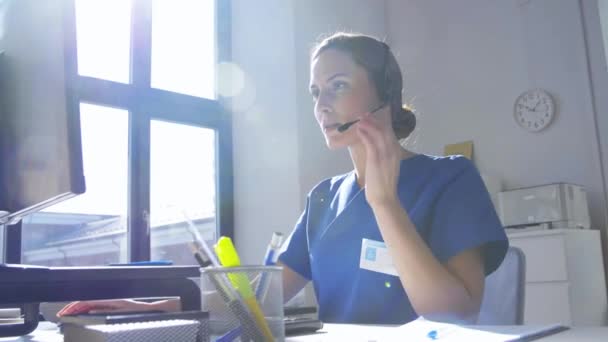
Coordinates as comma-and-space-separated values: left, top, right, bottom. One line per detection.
390, 317, 568, 342
286, 317, 568, 341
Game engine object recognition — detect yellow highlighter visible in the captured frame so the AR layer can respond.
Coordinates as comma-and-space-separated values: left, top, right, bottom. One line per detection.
214, 236, 275, 342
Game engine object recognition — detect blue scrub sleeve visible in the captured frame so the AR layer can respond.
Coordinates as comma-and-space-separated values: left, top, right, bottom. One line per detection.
278, 197, 312, 280
429, 159, 508, 275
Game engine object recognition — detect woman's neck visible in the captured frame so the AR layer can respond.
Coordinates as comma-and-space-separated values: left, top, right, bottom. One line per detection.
349, 143, 415, 189
349, 145, 367, 188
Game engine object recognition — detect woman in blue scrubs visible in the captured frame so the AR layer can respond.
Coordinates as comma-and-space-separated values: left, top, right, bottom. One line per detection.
58, 33, 508, 324
277, 32, 508, 324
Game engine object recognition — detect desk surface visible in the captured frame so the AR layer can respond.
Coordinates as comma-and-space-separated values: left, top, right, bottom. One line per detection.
0, 322, 606, 341
535, 327, 608, 341
285, 323, 608, 341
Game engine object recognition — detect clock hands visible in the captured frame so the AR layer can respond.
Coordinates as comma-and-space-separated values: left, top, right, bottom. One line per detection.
521, 104, 533, 111
531, 99, 541, 112
522, 99, 543, 113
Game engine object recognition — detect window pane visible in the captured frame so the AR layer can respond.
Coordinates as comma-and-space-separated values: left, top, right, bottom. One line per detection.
151, 0, 216, 98
75, 0, 132, 83
150, 120, 216, 265
21, 104, 129, 266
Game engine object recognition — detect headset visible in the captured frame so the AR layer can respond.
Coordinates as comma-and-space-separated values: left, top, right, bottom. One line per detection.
337, 42, 393, 133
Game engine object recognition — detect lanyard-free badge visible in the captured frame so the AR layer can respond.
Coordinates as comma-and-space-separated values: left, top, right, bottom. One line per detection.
359, 238, 398, 276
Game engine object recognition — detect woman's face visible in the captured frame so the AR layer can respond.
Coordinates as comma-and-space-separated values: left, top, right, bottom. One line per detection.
309, 49, 381, 150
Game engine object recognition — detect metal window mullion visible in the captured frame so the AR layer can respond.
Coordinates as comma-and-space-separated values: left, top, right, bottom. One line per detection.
216, 110, 234, 240
216, 0, 234, 240
75, 77, 138, 109
128, 112, 151, 262
141, 88, 224, 128
128, 0, 153, 262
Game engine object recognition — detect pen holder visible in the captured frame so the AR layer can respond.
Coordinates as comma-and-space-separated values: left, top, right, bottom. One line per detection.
200, 266, 284, 342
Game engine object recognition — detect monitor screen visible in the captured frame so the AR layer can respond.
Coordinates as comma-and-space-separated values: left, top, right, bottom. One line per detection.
0, 0, 85, 226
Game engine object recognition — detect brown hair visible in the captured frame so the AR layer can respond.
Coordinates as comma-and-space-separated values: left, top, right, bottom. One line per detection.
311, 32, 416, 140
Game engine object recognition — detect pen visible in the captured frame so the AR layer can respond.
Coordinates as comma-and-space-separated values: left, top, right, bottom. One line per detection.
256, 232, 284, 302
215, 236, 275, 342
183, 212, 221, 267
263, 232, 284, 266
216, 325, 243, 342
188, 242, 212, 268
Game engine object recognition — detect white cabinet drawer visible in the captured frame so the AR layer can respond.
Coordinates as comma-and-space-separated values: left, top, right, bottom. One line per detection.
509, 234, 568, 282
524, 282, 572, 325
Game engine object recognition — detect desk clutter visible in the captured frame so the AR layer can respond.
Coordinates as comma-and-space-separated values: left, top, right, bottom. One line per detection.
56, 306, 322, 342
60, 231, 289, 342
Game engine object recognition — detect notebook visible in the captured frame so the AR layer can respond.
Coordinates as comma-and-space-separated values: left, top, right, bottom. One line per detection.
62, 319, 199, 342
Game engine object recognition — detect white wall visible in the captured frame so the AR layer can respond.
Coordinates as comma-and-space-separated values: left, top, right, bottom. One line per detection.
585, 0, 608, 277
386, 0, 608, 238
230, 0, 301, 264
591, 0, 608, 229
231, 0, 388, 264
600, 0, 608, 61
293, 0, 388, 207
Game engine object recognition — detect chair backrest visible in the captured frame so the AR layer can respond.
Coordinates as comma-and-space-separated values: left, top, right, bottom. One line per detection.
478, 246, 526, 325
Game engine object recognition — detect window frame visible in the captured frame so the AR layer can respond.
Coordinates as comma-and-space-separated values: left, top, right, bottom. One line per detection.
7, 0, 233, 263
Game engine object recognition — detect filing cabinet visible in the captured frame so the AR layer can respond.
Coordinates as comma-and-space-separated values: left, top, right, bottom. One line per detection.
507, 229, 607, 326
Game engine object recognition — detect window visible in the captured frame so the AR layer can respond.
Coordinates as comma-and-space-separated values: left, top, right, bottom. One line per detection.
21, 104, 129, 266
17, 0, 232, 266
74, 0, 132, 83
150, 121, 216, 264
151, 0, 216, 98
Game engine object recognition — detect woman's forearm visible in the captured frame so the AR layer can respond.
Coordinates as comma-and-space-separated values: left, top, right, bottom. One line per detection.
149, 298, 182, 312
371, 199, 480, 321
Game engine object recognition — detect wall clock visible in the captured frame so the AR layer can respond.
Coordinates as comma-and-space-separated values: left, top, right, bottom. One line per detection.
514, 89, 555, 132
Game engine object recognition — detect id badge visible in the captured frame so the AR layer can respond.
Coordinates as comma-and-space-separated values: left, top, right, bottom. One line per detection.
359, 238, 398, 276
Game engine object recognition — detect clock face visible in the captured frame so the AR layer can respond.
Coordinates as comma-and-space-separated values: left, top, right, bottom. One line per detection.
514, 89, 555, 132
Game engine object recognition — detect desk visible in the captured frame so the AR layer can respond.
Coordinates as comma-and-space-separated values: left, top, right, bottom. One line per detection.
535, 327, 608, 341
285, 323, 608, 341
0, 323, 62, 341
1, 322, 606, 341
0, 265, 201, 337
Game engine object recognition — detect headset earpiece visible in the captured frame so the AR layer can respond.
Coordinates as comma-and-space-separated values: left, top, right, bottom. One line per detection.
381, 43, 392, 103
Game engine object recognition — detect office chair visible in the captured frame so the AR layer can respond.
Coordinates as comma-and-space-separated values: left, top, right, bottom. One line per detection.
478, 246, 526, 325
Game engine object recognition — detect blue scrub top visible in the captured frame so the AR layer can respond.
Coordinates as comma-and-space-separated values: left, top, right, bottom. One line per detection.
278, 154, 508, 324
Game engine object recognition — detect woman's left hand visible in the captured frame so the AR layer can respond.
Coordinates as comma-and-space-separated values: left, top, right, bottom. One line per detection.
356, 105, 402, 209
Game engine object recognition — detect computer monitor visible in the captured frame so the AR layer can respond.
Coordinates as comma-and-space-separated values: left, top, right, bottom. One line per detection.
0, 0, 85, 226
